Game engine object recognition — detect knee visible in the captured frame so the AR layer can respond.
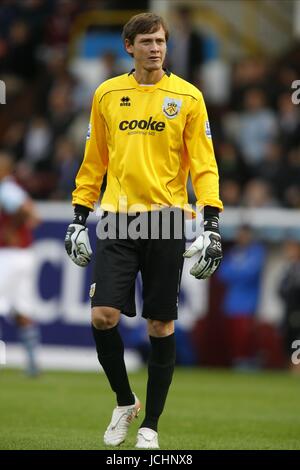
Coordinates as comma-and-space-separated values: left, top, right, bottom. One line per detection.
148, 319, 174, 337
91, 306, 120, 330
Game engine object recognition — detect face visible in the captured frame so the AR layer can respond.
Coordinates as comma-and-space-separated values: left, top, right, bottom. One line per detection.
125, 25, 167, 72
237, 227, 253, 246
283, 240, 300, 261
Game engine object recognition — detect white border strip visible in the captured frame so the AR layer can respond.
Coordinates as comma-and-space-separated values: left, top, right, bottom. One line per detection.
37, 202, 300, 228
1, 344, 142, 372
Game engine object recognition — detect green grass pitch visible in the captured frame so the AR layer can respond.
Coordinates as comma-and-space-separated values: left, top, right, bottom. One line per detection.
0, 367, 300, 450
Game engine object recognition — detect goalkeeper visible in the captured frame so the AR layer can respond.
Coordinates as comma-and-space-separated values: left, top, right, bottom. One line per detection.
65, 12, 223, 449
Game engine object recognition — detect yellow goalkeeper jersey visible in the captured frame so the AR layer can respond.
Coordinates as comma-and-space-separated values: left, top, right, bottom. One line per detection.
72, 70, 223, 214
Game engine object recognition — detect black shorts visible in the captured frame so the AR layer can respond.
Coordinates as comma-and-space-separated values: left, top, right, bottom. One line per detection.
90, 209, 186, 321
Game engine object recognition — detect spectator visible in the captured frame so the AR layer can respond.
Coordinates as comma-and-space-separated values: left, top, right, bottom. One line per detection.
0, 151, 41, 377
168, 6, 205, 83
279, 148, 300, 208
220, 179, 242, 207
217, 141, 249, 185
44, 0, 79, 48
278, 239, 300, 372
218, 225, 266, 369
2, 121, 26, 161
47, 84, 76, 137
270, 64, 298, 109
235, 88, 278, 174
51, 137, 79, 200
70, 50, 125, 106
200, 55, 231, 106
229, 57, 270, 111
277, 91, 300, 151
243, 179, 278, 208
4, 20, 38, 81
23, 116, 52, 169
256, 142, 283, 195
36, 48, 76, 115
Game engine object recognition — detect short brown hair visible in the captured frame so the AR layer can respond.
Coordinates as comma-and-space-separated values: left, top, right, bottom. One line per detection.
122, 12, 169, 45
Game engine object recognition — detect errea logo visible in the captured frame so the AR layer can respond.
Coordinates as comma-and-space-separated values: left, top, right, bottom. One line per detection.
120, 96, 131, 106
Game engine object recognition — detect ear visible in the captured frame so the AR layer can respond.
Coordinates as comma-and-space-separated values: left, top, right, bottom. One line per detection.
124, 39, 134, 55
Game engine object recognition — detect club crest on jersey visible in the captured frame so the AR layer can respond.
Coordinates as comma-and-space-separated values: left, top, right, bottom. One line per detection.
162, 97, 182, 119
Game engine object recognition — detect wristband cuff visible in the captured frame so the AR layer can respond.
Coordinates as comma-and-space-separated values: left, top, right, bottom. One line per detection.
204, 206, 220, 234
73, 204, 90, 226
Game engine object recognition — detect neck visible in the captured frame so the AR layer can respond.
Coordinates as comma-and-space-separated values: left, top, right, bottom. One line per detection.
133, 67, 164, 85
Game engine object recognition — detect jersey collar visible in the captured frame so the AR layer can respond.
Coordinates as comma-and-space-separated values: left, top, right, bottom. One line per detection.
128, 68, 170, 92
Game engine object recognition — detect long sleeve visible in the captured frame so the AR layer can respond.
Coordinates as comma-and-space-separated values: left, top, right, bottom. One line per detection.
72, 89, 108, 210
184, 92, 223, 211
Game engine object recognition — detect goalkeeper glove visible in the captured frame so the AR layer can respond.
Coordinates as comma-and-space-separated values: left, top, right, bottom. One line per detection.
183, 207, 222, 279
65, 205, 92, 267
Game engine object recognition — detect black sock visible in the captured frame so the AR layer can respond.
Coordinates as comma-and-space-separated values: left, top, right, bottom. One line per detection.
141, 333, 176, 432
92, 324, 134, 406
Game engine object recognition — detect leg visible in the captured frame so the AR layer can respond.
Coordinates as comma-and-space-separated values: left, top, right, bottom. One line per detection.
90, 216, 142, 446
14, 313, 40, 377
92, 306, 141, 446
136, 319, 175, 448
141, 319, 176, 431
91, 306, 134, 406
8, 249, 39, 377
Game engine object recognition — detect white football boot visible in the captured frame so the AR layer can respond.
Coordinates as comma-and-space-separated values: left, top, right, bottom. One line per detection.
135, 427, 159, 449
104, 393, 141, 446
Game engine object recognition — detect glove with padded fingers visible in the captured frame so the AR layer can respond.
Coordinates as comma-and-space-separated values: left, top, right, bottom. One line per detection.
65, 205, 92, 267
183, 208, 222, 279
183, 230, 222, 279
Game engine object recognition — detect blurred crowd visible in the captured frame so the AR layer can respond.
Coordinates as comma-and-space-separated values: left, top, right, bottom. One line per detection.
0, 0, 300, 209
